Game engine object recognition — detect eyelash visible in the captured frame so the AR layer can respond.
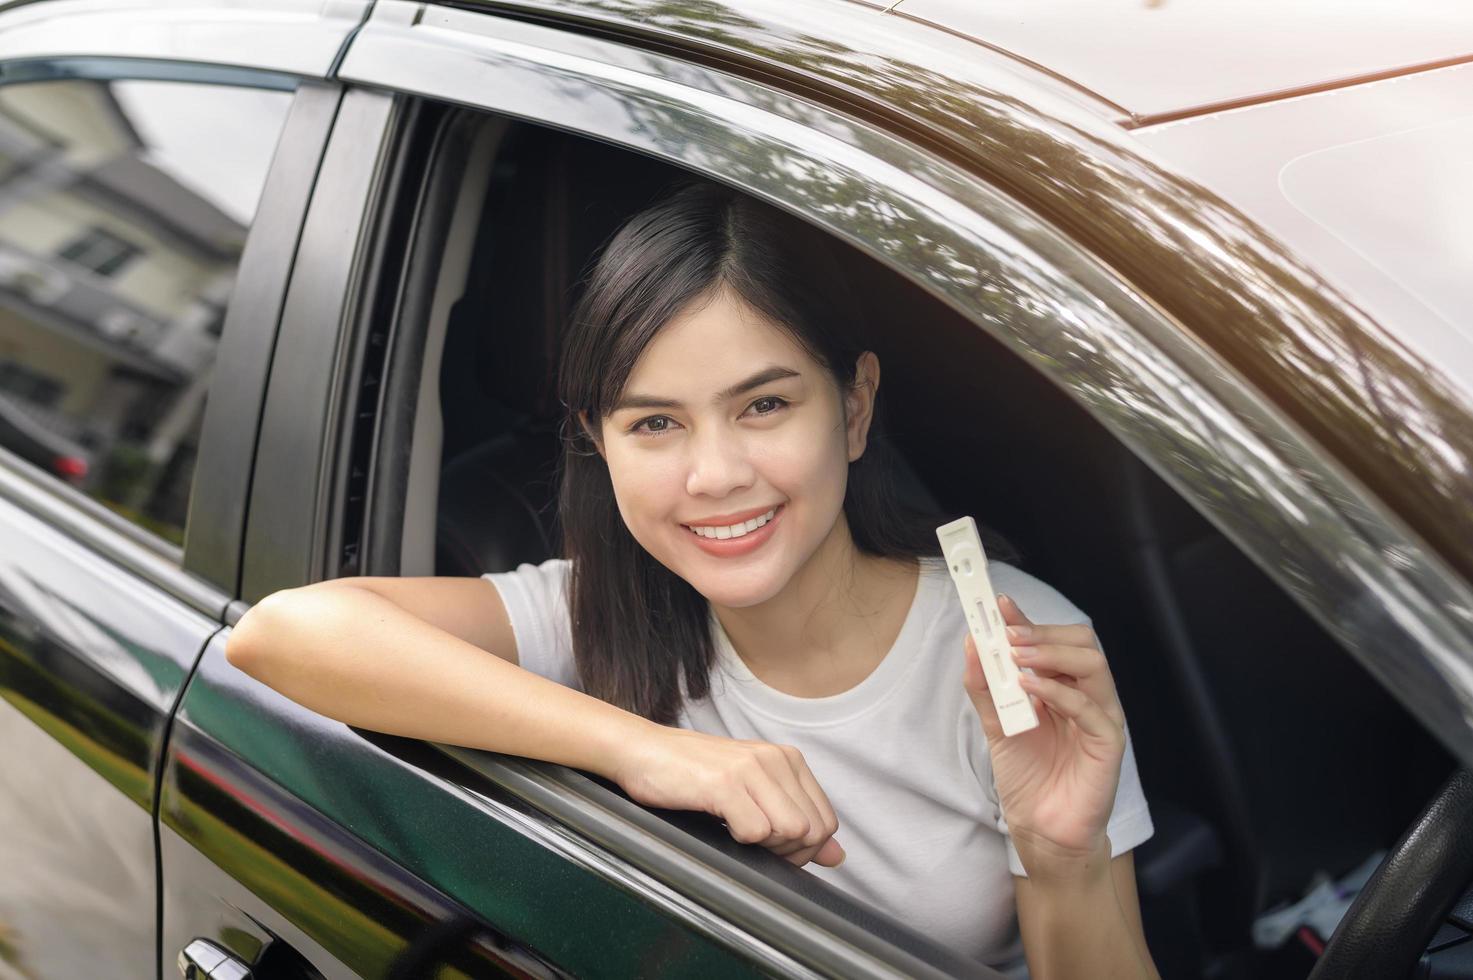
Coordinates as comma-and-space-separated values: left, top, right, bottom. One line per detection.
628, 396, 790, 437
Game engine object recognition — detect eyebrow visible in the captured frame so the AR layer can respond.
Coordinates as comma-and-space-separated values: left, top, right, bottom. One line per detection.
613, 366, 802, 413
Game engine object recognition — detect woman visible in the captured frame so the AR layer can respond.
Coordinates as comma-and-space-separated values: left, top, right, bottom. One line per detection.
228, 181, 1158, 976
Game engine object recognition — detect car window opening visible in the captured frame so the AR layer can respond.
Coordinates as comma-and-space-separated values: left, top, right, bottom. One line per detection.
370, 104, 1458, 974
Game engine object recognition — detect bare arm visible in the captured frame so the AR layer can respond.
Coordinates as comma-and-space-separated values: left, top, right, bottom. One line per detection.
1014, 848, 1160, 979
224, 577, 654, 778
224, 577, 847, 868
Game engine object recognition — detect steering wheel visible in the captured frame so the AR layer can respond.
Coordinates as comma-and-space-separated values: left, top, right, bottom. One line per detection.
1309, 768, 1473, 978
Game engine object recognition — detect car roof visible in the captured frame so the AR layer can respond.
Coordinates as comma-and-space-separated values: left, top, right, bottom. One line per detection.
865, 0, 1473, 406
873, 0, 1473, 126
1129, 61, 1473, 399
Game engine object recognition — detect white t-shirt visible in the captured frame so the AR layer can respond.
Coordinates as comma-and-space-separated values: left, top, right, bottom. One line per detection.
483, 555, 1154, 966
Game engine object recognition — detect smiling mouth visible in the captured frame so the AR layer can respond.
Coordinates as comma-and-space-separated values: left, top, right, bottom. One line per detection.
682, 505, 781, 540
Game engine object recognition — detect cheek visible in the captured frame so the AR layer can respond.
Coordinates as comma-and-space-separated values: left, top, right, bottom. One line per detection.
748, 423, 849, 512
605, 447, 684, 521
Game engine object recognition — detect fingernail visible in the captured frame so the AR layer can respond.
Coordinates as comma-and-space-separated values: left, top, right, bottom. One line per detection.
835, 848, 847, 867
1011, 645, 1035, 659
1006, 624, 1031, 640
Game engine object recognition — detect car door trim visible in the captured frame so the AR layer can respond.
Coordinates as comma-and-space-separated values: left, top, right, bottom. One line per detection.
0, 453, 228, 619
0, 0, 370, 79
438, 747, 1020, 979
186, 81, 346, 596
241, 87, 401, 602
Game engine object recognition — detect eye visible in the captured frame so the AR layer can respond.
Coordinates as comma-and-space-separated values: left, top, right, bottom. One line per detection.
747, 396, 789, 417
628, 415, 678, 437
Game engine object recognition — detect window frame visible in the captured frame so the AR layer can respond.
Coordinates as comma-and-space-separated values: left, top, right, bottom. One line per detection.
0, 0, 369, 79
330, 2, 1473, 762
184, 79, 346, 599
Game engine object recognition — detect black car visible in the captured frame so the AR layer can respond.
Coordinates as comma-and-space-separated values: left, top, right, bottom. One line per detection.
2, 1, 1471, 978
0, 392, 91, 486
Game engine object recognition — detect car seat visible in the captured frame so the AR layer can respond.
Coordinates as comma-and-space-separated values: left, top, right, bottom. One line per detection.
436, 120, 747, 577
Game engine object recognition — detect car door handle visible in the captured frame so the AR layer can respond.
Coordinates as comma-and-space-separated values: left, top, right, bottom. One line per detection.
179, 938, 254, 980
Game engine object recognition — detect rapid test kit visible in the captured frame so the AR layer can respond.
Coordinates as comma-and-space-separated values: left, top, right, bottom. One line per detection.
936, 516, 1040, 737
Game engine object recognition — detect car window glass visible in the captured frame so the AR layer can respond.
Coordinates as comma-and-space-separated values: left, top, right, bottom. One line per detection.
0, 77, 293, 546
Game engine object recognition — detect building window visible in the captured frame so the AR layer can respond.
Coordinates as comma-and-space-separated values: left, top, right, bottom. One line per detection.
58, 226, 144, 278
0, 360, 64, 408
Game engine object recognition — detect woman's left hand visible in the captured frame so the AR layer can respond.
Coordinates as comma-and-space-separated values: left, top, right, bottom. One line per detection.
962, 593, 1126, 881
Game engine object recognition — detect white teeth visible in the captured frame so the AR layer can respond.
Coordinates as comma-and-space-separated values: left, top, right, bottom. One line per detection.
686, 508, 777, 539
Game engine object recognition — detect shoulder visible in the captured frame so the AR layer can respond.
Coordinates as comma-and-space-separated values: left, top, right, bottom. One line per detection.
481, 557, 579, 689
480, 557, 573, 629
481, 556, 570, 590
990, 560, 1091, 626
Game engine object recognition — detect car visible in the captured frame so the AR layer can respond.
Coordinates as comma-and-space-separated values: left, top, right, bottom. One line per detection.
0, 391, 92, 487
1, 0, 1471, 978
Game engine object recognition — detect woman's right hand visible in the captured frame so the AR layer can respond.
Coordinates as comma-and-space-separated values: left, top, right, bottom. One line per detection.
612, 726, 845, 868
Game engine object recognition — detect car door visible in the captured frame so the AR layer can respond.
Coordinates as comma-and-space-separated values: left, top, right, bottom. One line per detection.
0, 2, 367, 978
153, 86, 586, 980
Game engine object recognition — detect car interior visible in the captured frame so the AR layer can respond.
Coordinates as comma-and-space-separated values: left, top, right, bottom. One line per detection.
374, 103, 1456, 978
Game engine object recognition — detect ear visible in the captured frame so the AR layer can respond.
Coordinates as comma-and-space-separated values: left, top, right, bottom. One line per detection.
844, 351, 880, 463
577, 410, 606, 460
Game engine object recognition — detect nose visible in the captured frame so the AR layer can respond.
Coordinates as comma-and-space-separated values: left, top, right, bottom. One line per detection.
684, 423, 756, 499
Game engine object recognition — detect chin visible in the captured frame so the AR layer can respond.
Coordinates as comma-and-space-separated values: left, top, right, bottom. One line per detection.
675, 551, 790, 609
697, 577, 784, 609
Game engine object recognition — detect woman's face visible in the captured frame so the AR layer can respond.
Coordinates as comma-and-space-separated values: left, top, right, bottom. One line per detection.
593, 285, 877, 609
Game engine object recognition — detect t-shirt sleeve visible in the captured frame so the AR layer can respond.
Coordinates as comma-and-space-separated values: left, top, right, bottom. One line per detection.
480, 557, 581, 692
981, 565, 1156, 878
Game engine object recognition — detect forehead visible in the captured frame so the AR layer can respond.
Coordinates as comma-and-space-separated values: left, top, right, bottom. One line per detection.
625, 286, 814, 383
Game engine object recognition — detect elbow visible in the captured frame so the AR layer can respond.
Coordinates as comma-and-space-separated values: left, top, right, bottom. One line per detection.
223, 627, 261, 676
225, 590, 299, 677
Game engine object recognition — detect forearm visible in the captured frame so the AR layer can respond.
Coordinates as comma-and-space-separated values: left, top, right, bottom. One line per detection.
1015, 845, 1159, 980
226, 585, 655, 779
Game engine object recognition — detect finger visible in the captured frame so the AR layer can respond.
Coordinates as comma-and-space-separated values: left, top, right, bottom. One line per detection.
755, 747, 826, 851
719, 786, 772, 846
962, 634, 1005, 743
1017, 672, 1124, 747
1014, 661, 1078, 683
963, 633, 988, 688
1007, 621, 1099, 650
997, 595, 1097, 646
777, 832, 849, 867
1011, 644, 1124, 725
996, 593, 1034, 627
743, 767, 814, 849
810, 837, 847, 867
778, 835, 848, 868
783, 747, 841, 847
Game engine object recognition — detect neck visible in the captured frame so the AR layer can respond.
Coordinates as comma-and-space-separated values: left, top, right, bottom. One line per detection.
711, 516, 919, 687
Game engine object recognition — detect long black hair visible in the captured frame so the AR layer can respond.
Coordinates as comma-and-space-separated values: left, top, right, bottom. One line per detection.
556, 180, 1015, 724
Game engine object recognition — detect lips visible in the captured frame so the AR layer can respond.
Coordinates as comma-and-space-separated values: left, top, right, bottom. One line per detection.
681, 504, 784, 556
681, 504, 783, 528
